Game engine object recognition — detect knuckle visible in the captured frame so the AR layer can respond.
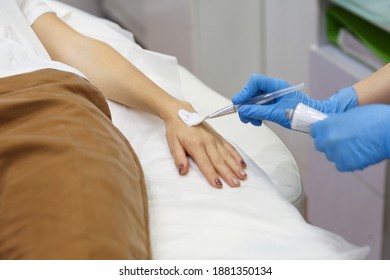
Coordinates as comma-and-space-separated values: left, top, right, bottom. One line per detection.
212, 157, 226, 169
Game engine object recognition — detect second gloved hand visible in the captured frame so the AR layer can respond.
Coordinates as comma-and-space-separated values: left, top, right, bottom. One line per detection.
232, 74, 358, 128
310, 104, 390, 171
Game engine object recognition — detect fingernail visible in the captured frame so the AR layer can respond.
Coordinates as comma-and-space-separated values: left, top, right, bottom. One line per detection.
232, 177, 240, 186
178, 164, 184, 175
215, 179, 223, 188
239, 169, 247, 177
240, 160, 247, 168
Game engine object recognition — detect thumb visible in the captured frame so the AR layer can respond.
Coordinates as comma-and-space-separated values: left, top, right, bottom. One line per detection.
309, 121, 321, 137
167, 136, 190, 175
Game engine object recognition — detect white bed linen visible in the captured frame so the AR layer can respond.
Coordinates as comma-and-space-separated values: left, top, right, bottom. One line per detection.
42, 0, 369, 259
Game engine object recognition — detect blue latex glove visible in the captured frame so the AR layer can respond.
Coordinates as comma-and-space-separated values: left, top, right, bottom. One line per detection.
232, 74, 358, 128
310, 104, 390, 171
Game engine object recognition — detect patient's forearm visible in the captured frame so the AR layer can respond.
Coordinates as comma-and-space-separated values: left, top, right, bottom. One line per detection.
354, 63, 390, 106
32, 13, 190, 121
64, 37, 187, 120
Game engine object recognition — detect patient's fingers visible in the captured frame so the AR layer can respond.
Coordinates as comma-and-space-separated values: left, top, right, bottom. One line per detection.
222, 141, 248, 169
165, 117, 247, 188
166, 133, 189, 175
183, 127, 246, 188
184, 140, 223, 188
200, 126, 247, 184
206, 144, 241, 187
177, 135, 222, 188
217, 142, 247, 181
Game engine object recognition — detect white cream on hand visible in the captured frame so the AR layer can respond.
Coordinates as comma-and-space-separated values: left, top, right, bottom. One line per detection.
178, 109, 204, 126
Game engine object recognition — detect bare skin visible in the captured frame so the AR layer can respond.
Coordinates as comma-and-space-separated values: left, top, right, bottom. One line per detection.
354, 63, 390, 105
32, 12, 247, 188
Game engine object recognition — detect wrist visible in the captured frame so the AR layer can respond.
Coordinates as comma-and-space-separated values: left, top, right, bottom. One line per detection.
157, 99, 195, 123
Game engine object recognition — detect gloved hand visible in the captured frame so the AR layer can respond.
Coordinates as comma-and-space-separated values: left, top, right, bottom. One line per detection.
232, 74, 358, 128
310, 104, 390, 171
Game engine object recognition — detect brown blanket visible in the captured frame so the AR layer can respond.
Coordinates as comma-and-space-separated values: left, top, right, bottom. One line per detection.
0, 69, 150, 260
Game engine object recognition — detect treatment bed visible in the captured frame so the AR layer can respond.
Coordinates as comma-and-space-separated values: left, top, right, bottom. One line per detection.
39, 0, 369, 259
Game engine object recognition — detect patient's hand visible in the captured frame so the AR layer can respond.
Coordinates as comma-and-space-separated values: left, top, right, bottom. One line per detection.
163, 102, 247, 188
32, 12, 245, 188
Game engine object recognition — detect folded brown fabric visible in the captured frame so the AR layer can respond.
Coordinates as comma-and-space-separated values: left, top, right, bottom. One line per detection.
0, 69, 151, 260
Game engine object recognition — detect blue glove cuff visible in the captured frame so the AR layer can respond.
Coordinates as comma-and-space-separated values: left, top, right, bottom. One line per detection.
326, 86, 358, 114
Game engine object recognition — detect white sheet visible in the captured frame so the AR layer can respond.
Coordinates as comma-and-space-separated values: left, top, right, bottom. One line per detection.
44, 0, 369, 259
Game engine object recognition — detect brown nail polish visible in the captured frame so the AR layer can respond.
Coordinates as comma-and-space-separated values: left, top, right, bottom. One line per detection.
232, 178, 240, 185
239, 169, 247, 177
240, 160, 247, 168
215, 179, 223, 187
178, 164, 184, 175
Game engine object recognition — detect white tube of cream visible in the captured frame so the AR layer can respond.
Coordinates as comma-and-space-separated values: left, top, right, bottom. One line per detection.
285, 103, 328, 133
